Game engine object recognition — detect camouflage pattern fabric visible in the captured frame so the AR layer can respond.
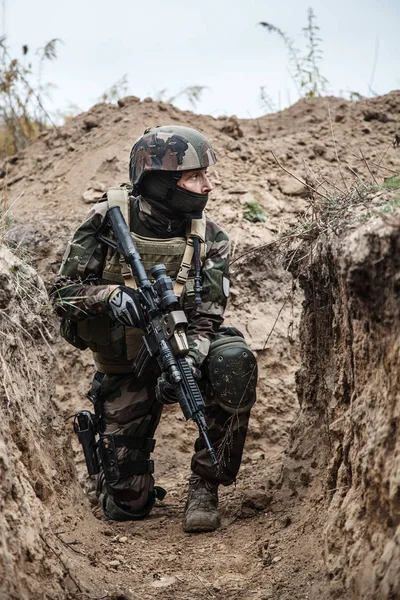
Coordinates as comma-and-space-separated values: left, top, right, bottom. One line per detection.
129, 125, 217, 187
191, 400, 252, 486
50, 194, 229, 368
185, 227, 229, 366
98, 373, 163, 515
51, 199, 111, 321
96, 371, 252, 516
51, 190, 253, 519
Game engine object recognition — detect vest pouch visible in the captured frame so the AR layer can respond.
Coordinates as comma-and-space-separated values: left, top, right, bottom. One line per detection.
134, 235, 187, 278
77, 315, 125, 358
125, 327, 145, 360
60, 318, 88, 351
102, 248, 125, 285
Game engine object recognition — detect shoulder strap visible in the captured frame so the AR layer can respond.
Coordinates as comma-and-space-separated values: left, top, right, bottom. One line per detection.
107, 186, 130, 225
190, 217, 206, 244
175, 215, 207, 296
107, 186, 136, 288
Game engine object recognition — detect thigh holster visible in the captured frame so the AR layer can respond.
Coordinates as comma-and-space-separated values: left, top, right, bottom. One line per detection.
204, 329, 257, 414
98, 434, 155, 484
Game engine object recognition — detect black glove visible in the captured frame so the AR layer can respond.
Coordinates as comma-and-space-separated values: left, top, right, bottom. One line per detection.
108, 286, 143, 328
155, 358, 202, 405
155, 373, 178, 405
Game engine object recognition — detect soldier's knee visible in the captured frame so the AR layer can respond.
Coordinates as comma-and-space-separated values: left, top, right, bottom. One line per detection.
204, 329, 257, 414
101, 481, 157, 521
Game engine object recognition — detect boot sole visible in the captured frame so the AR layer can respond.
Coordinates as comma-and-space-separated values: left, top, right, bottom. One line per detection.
183, 516, 221, 533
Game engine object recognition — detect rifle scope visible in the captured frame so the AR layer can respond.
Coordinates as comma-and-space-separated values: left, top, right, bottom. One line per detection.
150, 264, 178, 309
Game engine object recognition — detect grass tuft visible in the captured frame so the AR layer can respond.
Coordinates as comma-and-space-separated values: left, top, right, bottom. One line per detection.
243, 201, 266, 223
276, 173, 400, 278
382, 175, 400, 190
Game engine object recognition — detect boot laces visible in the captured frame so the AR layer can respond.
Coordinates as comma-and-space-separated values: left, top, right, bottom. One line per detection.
187, 476, 218, 511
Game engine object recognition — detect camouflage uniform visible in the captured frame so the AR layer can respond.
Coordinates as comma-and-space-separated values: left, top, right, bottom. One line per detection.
51, 126, 255, 520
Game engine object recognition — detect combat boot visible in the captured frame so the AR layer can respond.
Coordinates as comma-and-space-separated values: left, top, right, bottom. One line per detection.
183, 474, 221, 533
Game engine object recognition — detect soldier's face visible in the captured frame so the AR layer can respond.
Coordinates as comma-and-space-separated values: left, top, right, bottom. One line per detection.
177, 168, 213, 195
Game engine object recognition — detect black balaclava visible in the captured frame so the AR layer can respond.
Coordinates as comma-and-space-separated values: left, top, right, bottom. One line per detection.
139, 171, 208, 220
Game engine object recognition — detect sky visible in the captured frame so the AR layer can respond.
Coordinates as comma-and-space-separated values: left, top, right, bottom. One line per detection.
2, 0, 400, 120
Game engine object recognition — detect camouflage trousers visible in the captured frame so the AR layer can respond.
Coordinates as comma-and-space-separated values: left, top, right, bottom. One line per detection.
95, 371, 253, 519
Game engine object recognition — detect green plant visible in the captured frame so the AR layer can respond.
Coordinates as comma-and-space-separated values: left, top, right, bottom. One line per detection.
382, 175, 400, 190
380, 197, 400, 214
243, 201, 266, 223
259, 7, 328, 99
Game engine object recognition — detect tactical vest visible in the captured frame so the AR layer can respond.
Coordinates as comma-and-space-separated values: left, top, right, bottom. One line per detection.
77, 186, 206, 374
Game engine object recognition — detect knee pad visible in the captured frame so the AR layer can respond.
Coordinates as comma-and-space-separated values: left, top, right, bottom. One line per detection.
204, 331, 257, 414
100, 485, 167, 521
100, 490, 155, 521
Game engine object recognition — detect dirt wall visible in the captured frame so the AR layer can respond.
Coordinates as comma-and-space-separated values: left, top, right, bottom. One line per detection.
291, 199, 400, 599
0, 245, 83, 600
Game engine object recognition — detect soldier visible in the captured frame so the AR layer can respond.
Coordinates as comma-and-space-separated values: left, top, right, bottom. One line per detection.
51, 125, 257, 532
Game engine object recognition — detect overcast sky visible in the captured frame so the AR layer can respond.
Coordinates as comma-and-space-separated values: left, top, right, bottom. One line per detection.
3, 0, 399, 119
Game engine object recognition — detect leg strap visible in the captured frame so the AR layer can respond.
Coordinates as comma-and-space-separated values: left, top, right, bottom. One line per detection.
98, 434, 156, 483
118, 460, 154, 478
111, 435, 156, 452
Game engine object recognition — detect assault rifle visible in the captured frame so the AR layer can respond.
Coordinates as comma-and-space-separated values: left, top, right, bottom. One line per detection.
96, 205, 219, 467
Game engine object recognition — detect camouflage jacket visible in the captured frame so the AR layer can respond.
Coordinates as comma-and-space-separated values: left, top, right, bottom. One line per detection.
51, 194, 230, 369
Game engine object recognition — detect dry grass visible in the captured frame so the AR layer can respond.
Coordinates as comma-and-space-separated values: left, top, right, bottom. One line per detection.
0, 212, 54, 423
0, 169, 56, 429
276, 170, 400, 279
231, 151, 400, 287
0, 37, 60, 159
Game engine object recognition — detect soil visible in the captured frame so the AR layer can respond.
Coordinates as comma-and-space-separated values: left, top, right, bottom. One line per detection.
0, 91, 399, 599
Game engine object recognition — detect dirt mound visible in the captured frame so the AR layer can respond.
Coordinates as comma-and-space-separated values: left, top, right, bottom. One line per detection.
2, 90, 399, 230
0, 92, 399, 599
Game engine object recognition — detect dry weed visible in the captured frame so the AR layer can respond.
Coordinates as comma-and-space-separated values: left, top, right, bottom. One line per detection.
0, 236, 54, 424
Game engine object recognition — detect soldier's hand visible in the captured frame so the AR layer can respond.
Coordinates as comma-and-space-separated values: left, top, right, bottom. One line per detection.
108, 286, 143, 328
186, 355, 202, 380
155, 373, 178, 405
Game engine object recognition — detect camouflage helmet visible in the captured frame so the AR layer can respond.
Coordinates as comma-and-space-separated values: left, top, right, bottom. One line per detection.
129, 125, 217, 187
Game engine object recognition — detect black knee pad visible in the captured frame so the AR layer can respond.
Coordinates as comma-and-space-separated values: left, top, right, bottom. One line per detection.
100, 486, 166, 521
204, 330, 257, 414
